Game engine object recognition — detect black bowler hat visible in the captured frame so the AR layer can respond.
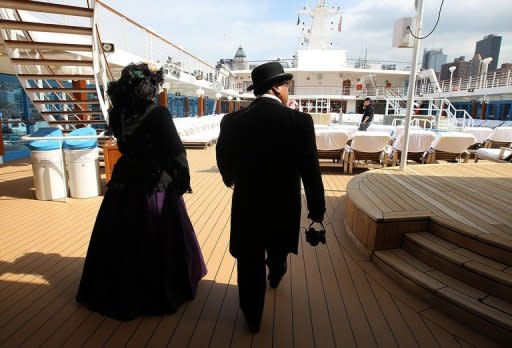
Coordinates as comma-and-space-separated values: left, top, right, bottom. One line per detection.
247, 62, 293, 92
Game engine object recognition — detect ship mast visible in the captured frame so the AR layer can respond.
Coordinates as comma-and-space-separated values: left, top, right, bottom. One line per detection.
298, 1, 342, 50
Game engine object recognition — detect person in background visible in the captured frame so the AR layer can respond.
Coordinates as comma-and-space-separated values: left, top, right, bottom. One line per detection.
216, 62, 325, 333
287, 99, 298, 110
76, 63, 207, 321
359, 97, 374, 131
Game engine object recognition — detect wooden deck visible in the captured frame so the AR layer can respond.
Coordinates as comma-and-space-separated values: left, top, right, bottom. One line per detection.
345, 163, 512, 251
0, 148, 504, 347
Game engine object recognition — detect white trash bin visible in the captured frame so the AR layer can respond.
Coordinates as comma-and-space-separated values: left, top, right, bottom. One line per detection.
31, 149, 67, 201
65, 147, 101, 198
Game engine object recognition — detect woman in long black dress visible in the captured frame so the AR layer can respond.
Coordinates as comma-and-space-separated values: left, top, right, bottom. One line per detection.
76, 63, 207, 321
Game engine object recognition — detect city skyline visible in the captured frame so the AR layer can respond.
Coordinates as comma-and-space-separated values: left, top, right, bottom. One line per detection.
101, 0, 512, 67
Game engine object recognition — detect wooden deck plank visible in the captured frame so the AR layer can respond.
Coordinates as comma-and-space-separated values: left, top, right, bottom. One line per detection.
208, 272, 241, 348
364, 178, 404, 212
0, 256, 86, 343
393, 299, 440, 348
421, 308, 503, 348
319, 180, 360, 348
82, 318, 121, 347
344, 255, 399, 347
251, 287, 275, 347
59, 313, 106, 348
326, 236, 378, 347
367, 277, 420, 347
300, 214, 337, 348
166, 186, 233, 346
289, 236, 315, 348
424, 318, 462, 348
270, 253, 294, 348
103, 318, 143, 347
0, 150, 506, 347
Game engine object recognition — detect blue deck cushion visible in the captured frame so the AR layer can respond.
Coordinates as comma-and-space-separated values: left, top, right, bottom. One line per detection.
27, 127, 63, 151
64, 127, 97, 150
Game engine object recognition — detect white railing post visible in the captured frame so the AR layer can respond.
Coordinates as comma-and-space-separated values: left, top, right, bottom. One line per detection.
91, 0, 110, 124
492, 72, 496, 88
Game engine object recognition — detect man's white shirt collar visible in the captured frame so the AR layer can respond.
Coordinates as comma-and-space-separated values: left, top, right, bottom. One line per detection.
259, 94, 282, 104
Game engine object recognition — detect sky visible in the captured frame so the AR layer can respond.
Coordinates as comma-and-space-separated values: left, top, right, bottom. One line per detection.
101, 0, 512, 68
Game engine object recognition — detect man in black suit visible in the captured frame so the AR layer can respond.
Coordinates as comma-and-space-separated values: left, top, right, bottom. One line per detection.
216, 62, 325, 333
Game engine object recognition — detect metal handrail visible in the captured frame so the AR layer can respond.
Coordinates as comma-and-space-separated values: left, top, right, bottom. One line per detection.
90, 0, 110, 124
94, 0, 235, 83
424, 70, 512, 94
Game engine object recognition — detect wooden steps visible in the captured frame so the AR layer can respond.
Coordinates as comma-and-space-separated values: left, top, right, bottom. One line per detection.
11, 58, 93, 67
374, 248, 512, 343
41, 110, 103, 115
431, 216, 512, 265
48, 120, 106, 125
32, 99, 99, 105
19, 74, 95, 81
26, 87, 96, 93
0, 0, 109, 146
0, 0, 93, 17
0, 20, 92, 35
373, 227, 512, 345
404, 232, 512, 302
4, 40, 92, 52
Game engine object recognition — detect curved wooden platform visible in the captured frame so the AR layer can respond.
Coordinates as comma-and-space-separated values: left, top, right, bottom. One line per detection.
345, 163, 512, 344
345, 163, 512, 254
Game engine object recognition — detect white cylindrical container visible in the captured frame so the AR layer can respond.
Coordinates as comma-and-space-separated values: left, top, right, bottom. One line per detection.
31, 149, 67, 201
64, 147, 101, 198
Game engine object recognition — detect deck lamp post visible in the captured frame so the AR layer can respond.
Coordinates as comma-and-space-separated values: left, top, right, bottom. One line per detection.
215, 92, 222, 114
227, 95, 234, 113
236, 97, 241, 111
196, 88, 205, 116
480, 57, 493, 89
448, 66, 456, 92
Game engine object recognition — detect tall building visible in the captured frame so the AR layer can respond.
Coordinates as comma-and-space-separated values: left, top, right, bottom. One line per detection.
470, 53, 482, 77
440, 56, 471, 81
474, 34, 501, 71
422, 48, 447, 72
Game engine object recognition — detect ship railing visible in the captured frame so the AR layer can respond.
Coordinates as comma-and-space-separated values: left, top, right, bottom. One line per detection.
291, 86, 384, 97
420, 70, 512, 94
381, 93, 474, 130
90, 0, 111, 124
441, 97, 474, 129
93, 0, 236, 87
380, 88, 408, 115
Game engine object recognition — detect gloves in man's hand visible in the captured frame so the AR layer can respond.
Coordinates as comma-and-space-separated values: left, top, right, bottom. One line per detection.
305, 222, 326, 247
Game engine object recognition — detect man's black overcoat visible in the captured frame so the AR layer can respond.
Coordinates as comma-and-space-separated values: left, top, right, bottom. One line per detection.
216, 97, 325, 258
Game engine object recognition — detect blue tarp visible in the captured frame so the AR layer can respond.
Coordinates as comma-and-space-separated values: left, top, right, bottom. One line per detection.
27, 127, 63, 151
64, 127, 97, 150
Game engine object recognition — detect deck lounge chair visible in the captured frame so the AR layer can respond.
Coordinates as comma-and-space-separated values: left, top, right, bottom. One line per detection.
343, 131, 391, 173
423, 133, 477, 164
483, 126, 512, 148
389, 130, 436, 165
474, 147, 512, 163
462, 127, 493, 146
315, 129, 349, 162
367, 124, 395, 135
